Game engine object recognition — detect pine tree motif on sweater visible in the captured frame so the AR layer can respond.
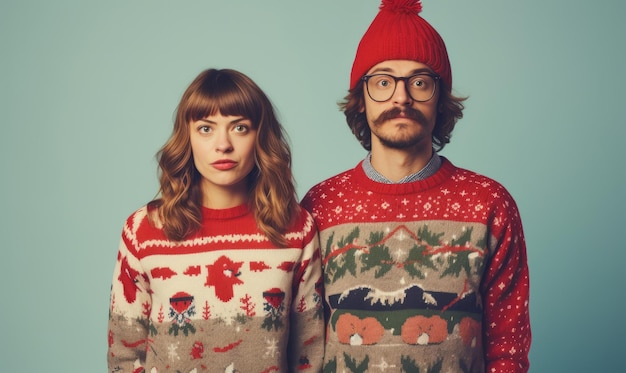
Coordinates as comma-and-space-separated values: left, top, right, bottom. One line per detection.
302, 157, 531, 373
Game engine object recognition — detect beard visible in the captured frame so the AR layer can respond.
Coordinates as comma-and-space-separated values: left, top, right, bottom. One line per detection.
371, 106, 430, 150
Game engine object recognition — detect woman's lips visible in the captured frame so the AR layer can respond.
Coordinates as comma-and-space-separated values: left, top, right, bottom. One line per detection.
211, 160, 237, 170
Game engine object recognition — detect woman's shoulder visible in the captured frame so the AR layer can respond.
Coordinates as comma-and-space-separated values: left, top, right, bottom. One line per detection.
121, 201, 166, 241
284, 205, 317, 240
123, 201, 161, 225
292, 204, 315, 228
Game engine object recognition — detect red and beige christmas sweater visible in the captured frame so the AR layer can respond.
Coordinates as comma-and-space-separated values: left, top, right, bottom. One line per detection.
107, 203, 325, 373
301, 157, 531, 373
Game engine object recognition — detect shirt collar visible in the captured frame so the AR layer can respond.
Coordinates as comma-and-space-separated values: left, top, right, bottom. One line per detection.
362, 151, 442, 184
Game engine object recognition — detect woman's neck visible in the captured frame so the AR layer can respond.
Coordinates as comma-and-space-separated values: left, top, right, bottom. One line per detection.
201, 182, 249, 209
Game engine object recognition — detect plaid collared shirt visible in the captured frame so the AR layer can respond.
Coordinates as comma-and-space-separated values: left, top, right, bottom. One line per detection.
361, 151, 442, 183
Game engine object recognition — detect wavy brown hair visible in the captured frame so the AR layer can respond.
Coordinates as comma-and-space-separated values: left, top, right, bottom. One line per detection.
339, 79, 467, 151
149, 69, 298, 247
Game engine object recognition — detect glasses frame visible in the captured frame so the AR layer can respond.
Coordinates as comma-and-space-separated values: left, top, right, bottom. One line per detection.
361, 73, 441, 103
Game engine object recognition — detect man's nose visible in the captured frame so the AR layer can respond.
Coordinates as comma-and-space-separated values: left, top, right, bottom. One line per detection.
392, 80, 412, 106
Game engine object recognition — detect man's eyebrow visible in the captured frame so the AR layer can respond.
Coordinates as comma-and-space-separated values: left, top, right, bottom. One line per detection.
368, 67, 393, 74
368, 67, 434, 75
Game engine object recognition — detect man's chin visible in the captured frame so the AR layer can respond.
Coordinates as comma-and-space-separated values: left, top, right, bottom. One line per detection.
378, 136, 421, 150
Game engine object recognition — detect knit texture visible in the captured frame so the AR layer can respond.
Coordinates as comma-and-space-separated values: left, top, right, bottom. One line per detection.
107, 204, 324, 372
301, 157, 531, 373
350, 0, 452, 91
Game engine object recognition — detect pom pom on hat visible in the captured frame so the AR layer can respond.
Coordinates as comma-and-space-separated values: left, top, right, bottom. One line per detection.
381, 0, 422, 13
350, 0, 452, 92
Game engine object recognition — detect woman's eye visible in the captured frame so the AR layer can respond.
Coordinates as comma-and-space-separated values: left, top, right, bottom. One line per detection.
198, 126, 211, 134
234, 124, 249, 133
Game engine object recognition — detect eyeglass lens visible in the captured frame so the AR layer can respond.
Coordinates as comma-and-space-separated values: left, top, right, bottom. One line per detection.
366, 74, 437, 102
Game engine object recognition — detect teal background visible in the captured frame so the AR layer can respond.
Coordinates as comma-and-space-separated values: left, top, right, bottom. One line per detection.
1, 0, 624, 371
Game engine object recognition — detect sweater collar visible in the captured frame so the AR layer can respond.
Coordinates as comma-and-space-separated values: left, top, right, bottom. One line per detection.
201, 203, 250, 220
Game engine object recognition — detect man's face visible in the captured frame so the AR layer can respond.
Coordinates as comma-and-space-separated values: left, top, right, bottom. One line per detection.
362, 60, 439, 153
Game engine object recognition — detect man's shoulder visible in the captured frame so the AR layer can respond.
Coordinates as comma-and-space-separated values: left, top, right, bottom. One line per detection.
305, 166, 359, 196
300, 164, 361, 211
445, 159, 518, 204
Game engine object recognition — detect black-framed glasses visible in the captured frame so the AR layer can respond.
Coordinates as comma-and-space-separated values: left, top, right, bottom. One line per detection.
362, 73, 440, 102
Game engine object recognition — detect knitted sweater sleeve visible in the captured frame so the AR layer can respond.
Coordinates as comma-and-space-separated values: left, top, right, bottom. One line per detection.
481, 189, 531, 372
107, 211, 151, 372
287, 212, 325, 372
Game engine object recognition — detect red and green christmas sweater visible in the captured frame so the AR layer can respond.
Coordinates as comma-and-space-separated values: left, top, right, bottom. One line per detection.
107, 203, 325, 373
301, 157, 531, 373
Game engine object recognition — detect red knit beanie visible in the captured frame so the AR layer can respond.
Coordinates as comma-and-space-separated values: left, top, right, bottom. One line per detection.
350, 0, 452, 92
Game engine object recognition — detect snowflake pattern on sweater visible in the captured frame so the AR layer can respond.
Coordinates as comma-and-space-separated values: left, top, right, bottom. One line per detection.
301, 157, 531, 373
107, 204, 324, 373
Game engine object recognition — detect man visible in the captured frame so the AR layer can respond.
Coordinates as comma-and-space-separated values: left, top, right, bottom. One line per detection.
301, 1, 531, 372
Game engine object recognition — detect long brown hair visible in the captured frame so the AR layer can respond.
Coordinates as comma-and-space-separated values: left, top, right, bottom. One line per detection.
339, 79, 467, 151
150, 68, 298, 247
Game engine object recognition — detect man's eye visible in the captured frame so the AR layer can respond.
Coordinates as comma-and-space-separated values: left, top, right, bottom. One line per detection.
412, 79, 425, 88
377, 79, 391, 87
410, 75, 433, 90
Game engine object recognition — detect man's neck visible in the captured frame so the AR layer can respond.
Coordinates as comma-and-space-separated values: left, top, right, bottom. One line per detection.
370, 146, 433, 183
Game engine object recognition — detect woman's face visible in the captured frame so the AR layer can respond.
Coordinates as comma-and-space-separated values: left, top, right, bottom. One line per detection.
189, 112, 257, 207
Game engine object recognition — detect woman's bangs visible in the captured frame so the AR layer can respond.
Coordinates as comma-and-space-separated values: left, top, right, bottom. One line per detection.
186, 81, 259, 125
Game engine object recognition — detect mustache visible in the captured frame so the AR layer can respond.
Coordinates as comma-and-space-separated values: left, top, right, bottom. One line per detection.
372, 106, 426, 126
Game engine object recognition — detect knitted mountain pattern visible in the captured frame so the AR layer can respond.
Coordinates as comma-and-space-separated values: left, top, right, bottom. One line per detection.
107, 204, 324, 372
301, 157, 531, 373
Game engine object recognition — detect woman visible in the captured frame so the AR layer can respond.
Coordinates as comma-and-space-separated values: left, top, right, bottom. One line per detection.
107, 69, 324, 372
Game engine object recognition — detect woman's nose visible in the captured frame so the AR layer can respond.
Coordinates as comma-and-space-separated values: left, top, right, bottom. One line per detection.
215, 132, 233, 153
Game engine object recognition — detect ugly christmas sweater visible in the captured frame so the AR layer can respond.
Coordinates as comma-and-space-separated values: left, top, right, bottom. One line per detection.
301, 157, 531, 373
107, 203, 325, 373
